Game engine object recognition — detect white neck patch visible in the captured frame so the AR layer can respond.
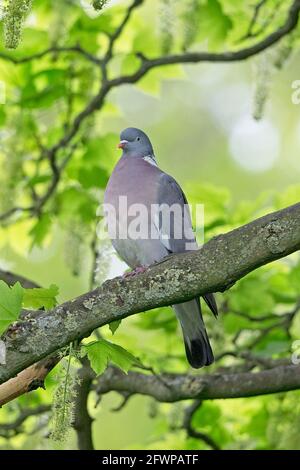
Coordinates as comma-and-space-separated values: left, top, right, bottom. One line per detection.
143, 155, 158, 167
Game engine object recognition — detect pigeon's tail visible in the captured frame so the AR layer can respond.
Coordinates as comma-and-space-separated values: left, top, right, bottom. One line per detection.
174, 299, 214, 368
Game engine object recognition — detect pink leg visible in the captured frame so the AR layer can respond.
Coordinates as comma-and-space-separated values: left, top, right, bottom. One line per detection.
123, 266, 148, 278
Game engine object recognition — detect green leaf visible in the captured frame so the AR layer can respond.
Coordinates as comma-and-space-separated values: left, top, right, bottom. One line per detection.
19, 84, 67, 109
77, 166, 109, 189
27, 174, 52, 187
86, 341, 107, 375
133, 25, 161, 57
121, 53, 141, 76
81, 134, 119, 173
0, 281, 24, 335
269, 270, 297, 304
136, 307, 177, 333
56, 187, 98, 224
197, 0, 232, 50
23, 284, 59, 310
109, 319, 121, 335
254, 329, 290, 356
289, 263, 300, 295
274, 185, 300, 210
229, 272, 275, 316
29, 213, 52, 248
85, 338, 140, 375
185, 183, 231, 230
0, 107, 6, 126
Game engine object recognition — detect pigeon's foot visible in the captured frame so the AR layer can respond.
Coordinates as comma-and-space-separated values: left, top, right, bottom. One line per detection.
123, 266, 147, 278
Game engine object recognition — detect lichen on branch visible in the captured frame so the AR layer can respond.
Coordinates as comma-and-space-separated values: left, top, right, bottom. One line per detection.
0, 201, 299, 386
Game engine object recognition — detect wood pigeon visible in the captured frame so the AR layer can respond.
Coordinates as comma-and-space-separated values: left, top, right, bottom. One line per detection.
104, 127, 217, 368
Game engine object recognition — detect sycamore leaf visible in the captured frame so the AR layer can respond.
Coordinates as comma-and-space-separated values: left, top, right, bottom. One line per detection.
109, 319, 121, 335
85, 339, 140, 375
197, 0, 232, 49
85, 342, 107, 375
0, 281, 23, 335
23, 284, 59, 310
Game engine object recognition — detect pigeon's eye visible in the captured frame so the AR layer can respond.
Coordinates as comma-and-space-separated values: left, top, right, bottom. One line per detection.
136, 137, 140, 141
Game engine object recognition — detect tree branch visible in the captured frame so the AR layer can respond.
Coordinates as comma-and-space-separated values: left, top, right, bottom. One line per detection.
110, 0, 300, 87
0, 405, 51, 438
0, 45, 101, 66
0, 0, 297, 72
0, 355, 59, 407
0, 2, 145, 227
73, 360, 95, 450
0, 270, 39, 289
245, 0, 270, 39
96, 362, 300, 402
182, 399, 220, 450
102, 0, 144, 68
239, 0, 283, 41
0, 272, 59, 407
0, 202, 299, 386
0, 1, 299, 224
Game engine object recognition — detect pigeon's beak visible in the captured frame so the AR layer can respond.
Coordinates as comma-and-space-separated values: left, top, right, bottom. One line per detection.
118, 140, 128, 149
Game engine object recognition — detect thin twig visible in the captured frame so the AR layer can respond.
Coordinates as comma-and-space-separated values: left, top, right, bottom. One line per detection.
182, 399, 220, 450
0, 405, 51, 438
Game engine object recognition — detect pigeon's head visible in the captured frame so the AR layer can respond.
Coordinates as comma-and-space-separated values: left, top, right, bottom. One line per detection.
118, 127, 154, 158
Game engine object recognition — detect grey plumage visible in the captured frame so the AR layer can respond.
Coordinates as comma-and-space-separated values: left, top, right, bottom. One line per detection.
104, 127, 217, 368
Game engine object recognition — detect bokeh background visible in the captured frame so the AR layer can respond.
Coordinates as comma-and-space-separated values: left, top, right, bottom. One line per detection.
0, 0, 300, 450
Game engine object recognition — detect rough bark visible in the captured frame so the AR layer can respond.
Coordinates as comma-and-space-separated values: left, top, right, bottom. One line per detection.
96, 363, 300, 402
0, 355, 59, 406
73, 361, 95, 450
0, 202, 299, 387
0, 272, 59, 406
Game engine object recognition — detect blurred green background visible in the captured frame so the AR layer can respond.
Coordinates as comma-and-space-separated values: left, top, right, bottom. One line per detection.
0, 0, 300, 450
